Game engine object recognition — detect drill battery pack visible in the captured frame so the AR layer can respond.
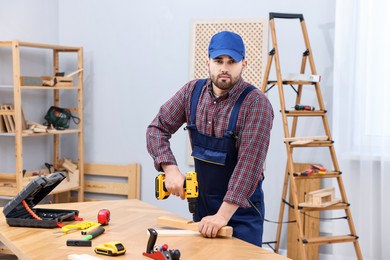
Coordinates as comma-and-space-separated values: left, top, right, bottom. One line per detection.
2, 172, 80, 228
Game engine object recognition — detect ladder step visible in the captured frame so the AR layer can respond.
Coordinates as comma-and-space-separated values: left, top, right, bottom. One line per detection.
288, 140, 333, 147
299, 202, 349, 212
304, 235, 358, 245
285, 110, 326, 117
268, 80, 316, 85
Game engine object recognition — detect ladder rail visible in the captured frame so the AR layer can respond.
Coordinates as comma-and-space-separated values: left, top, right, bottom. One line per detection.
291, 52, 309, 137
274, 164, 290, 253
286, 146, 308, 259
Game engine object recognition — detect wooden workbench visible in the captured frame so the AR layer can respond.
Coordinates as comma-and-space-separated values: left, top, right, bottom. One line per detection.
0, 199, 290, 260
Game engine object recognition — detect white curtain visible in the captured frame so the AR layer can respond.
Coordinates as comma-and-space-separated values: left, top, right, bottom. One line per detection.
333, 1, 390, 259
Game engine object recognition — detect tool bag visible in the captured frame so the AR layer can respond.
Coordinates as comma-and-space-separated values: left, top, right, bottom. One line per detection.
44, 106, 80, 130
2, 172, 81, 228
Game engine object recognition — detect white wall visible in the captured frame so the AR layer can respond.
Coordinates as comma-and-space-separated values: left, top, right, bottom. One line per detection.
0, 0, 336, 252
0, 0, 60, 172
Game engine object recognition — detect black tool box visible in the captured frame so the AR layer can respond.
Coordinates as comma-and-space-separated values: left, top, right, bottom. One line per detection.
2, 172, 80, 228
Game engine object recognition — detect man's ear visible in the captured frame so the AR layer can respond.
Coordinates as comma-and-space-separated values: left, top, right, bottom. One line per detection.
206, 58, 210, 66
242, 59, 248, 69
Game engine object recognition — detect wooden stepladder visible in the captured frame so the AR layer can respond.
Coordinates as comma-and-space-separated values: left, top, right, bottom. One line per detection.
261, 13, 362, 260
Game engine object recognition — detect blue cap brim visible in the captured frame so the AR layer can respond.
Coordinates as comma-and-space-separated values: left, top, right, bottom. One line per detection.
209, 49, 243, 62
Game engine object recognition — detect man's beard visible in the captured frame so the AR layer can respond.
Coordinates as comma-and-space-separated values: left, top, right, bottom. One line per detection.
210, 72, 241, 92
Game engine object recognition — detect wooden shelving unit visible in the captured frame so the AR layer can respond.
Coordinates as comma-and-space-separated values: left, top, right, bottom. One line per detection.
0, 40, 84, 201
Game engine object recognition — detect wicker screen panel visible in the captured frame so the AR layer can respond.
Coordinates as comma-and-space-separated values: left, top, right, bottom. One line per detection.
190, 18, 268, 88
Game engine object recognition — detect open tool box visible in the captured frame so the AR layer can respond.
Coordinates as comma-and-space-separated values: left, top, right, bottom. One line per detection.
2, 172, 80, 228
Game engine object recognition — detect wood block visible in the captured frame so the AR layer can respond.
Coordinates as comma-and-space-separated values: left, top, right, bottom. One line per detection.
157, 215, 233, 238
299, 187, 340, 208
62, 159, 78, 173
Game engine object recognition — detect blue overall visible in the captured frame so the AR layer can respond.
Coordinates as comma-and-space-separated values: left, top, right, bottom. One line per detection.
185, 79, 265, 246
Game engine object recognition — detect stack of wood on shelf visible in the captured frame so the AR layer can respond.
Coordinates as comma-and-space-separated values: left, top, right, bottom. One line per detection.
0, 104, 27, 133
20, 69, 81, 88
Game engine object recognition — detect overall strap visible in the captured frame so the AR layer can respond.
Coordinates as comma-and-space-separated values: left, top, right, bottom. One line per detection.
189, 79, 208, 125
227, 86, 257, 134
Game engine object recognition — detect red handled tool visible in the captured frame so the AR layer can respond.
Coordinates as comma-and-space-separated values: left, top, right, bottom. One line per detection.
143, 228, 181, 260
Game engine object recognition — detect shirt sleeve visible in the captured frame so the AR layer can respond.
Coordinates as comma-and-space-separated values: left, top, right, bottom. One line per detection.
146, 82, 193, 172
224, 91, 274, 208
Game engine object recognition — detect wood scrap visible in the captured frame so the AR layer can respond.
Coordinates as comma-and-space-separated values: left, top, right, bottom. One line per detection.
157, 215, 233, 238
62, 159, 78, 174
299, 187, 341, 208
147, 229, 199, 236
42, 77, 56, 87
65, 68, 83, 77
28, 122, 48, 133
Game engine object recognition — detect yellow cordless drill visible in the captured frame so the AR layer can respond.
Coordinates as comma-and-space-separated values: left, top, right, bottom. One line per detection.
155, 171, 198, 213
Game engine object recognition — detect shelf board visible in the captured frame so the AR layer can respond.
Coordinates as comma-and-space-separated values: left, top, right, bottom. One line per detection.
21, 85, 79, 90
0, 40, 81, 52
0, 129, 80, 137
24, 129, 80, 136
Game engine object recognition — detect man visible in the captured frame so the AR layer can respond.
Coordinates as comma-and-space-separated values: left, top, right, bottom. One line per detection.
146, 31, 273, 246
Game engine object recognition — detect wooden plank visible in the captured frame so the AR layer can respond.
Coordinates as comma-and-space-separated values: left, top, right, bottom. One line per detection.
157, 215, 233, 238
84, 180, 128, 196
5, 105, 15, 132
150, 229, 200, 236
84, 163, 136, 177
83, 163, 141, 200
1, 105, 12, 132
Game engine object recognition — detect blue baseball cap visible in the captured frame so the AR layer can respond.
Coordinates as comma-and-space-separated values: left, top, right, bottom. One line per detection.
208, 31, 245, 62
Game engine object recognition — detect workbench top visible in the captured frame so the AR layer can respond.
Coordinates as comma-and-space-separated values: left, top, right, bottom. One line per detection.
0, 199, 290, 260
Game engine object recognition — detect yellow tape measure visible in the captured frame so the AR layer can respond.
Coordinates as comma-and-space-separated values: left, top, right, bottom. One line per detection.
61, 221, 98, 233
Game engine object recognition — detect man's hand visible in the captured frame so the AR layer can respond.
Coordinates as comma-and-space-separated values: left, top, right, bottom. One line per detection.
198, 201, 239, 237
198, 214, 228, 238
161, 165, 185, 199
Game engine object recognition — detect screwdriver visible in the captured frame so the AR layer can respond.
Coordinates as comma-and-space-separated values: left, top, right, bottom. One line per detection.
82, 227, 105, 241
66, 228, 105, 247
294, 104, 315, 111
